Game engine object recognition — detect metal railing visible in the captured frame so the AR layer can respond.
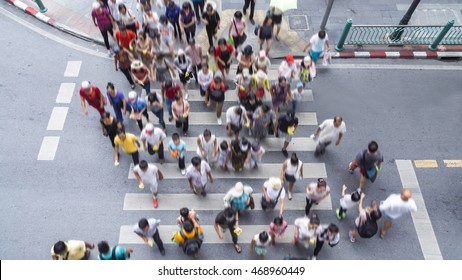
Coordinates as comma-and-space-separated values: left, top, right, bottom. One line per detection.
336, 19, 462, 52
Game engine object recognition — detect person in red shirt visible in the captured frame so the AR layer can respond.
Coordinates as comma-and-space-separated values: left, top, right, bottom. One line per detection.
80, 81, 105, 116
115, 25, 136, 54
161, 80, 183, 122
215, 38, 234, 80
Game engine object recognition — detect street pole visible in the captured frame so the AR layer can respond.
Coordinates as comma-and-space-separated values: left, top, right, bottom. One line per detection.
34, 0, 48, 13
389, 0, 421, 41
320, 0, 334, 31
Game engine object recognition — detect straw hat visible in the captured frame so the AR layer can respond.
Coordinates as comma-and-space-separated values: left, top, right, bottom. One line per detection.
269, 177, 282, 190
131, 60, 143, 70
231, 182, 244, 197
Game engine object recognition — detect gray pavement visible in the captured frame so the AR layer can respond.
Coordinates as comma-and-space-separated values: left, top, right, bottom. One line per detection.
1, 1, 462, 261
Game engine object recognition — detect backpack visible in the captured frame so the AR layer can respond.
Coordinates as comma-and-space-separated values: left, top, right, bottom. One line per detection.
357, 216, 378, 238
254, 24, 260, 36
179, 228, 203, 256
99, 246, 119, 260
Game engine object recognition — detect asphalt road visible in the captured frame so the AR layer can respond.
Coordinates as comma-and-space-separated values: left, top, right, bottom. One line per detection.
0, 1, 461, 260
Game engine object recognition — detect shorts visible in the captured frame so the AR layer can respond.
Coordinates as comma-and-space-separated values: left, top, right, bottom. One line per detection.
310, 49, 322, 62
230, 123, 242, 133
272, 14, 282, 25
278, 129, 292, 142
259, 32, 272, 40
161, 36, 173, 47
145, 182, 158, 194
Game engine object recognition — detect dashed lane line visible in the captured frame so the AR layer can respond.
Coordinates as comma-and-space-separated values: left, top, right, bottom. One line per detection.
37, 136, 60, 161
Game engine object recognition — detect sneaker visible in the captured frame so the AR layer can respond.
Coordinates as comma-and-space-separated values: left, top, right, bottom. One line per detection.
282, 149, 289, 158
192, 188, 197, 194
201, 190, 207, 197
342, 212, 347, 219
217, 118, 222, 125
181, 169, 186, 176
348, 162, 354, 174
168, 116, 173, 122
336, 209, 342, 220
184, 92, 189, 100
160, 249, 166, 256
152, 197, 158, 208
311, 256, 317, 260
288, 191, 293, 200
107, 50, 113, 57
349, 230, 356, 243
250, 19, 255, 25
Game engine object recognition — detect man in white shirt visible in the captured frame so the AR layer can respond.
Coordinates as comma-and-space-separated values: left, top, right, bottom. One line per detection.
133, 217, 165, 255
140, 123, 166, 164
133, 160, 164, 208
226, 105, 249, 140
186, 156, 213, 196
303, 30, 330, 62
379, 189, 417, 238
312, 115, 346, 157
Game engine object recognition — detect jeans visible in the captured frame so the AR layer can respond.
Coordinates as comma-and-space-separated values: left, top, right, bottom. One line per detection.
142, 80, 151, 95
166, 98, 174, 118
292, 100, 298, 113
151, 108, 166, 129
148, 142, 165, 160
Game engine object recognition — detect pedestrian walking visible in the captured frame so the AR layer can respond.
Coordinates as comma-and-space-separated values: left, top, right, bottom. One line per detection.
349, 193, 382, 242
215, 38, 234, 80
235, 68, 254, 104
252, 69, 270, 100
242, 0, 255, 25
168, 133, 187, 175
143, 10, 161, 49
275, 110, 299, 157
174, 49, 193, 99
202, 3, 220, 47
291, 82, 304, 113
134, 218, 166, 256
278, 55, 296, 83
51, 240, 94, 260
207, 46, 218, 73
172, 220, 203, 257
186, 156, 213, 196
100, 112, 121, 148
255, 50, 271, 73
236, 45, 254, 74
217, 140, 230, 172
312, 116, 346, 157
230, 137, 251, 172
252, 104, 276, 142
172, 94, 190, 136
119, 3, 138, 35
305, 178, 331, 216
114, 128, 140, 166
179, 2, 196, 43
293, 213, 320, 249
134, 160, 164, 208
280, 153, 303, 200
269, 5, 283, 40
336, 184, 360, 220
196, 129, 217, 163
261, 177, 285, 217
161, 80, 183, 122
206, 76, 227, 125
131, 60, 151, 95
197, 63, 213, 97
229, 11, 247, 54
115, 24, 136, 54
312, 223, 340, 260
185, 38, 203, 86
113, 46, 136, 89
158, 15, 175, 56
151, 53, 176, 84
250, 231, 271, 259
213, 207, 242, 253
303, 30, 330, 63
192, 0, 205, 25
348, 141, 383, 190
297, 56, 315, 87
166, 1, 182, 41
80, 81, 105, 116
135, 32, 153, 69
270, 76, 291, 114
140, 123, 166, 164
176, 207, 199, 227
224, 182, 254, 218
91, 2, 115, 55
249, 142, 265, 168
269, 216, 288, 246
257, 16, 273, 56
146, 91, 166, 131
226, 105, 250, 139
106, 82, 127, 123
97, 241, 133, 260
127, 91, 150, 131
379, 189, 417, 238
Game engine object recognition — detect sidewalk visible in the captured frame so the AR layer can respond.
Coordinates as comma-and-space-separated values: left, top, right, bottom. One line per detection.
5, 0, 462, 58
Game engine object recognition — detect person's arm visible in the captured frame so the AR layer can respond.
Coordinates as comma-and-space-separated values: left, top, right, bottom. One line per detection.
336, 132, 343, 145
303, 42, 311, 52
179, 14, 184, 32
249, 238, 255, 255
80, 96, 88, 115
293, 225, 299, 244
114, 144, 119, 161
324, 39, 330, 51
212, 138, 218, 158
313, 126, 321, 137
166, 61, 177, 78
228, 47, 234, 64
150, 64, 156, 81
135, 232, 148, 243
135, 139, 141, 148
122, 98, 127, 115
358, 192, 365, 212
341, 184, 347, 198
172, 103, 178, 120
141, 138, 147, 151
300, 163, 304, 179
207, 171, 213, 184
228, 21, 232, 38
279, 197, 284, 217
134, 171, 143, 186
262, 183, 270, 203
101, 122, 107, 136
197, 137, 205, 156
114, 55, 119, 71
214, 222, 223, 239
280, 161, 287, 182
188, 177, 194, 190
92, 12, 98, 27
240, 22, 246, 36
157, 169, 164, 181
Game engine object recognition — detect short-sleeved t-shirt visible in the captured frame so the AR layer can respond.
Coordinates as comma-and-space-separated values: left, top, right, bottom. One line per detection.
202, 11, 220, 28
306, 182, 330, 201
172, 100, 190, 117
310, 33, 329, 52
316, 224, 340, 245
107, 91, 125, 109
215, 210, 236, 226
294, 217, 317, 240
379, 194, 417, 220
133, 218, 159, 237
263, 180, 286, 201
226, 106, 246, 126
51, 240, 86, 260
99, 246, 130, 260
168, 140, 187, 155
140, 128, 166, 146
129, 99, 147, 112
186, 161, 211, 187
115, 30, 136, 48
114, 133, 138, 153
318, 119, 346, 143
355, 150, 384, 170
292, 89, 303, 102
278, 115, 299, 133
159, 22, 174, 38
92, 8, 112, 31
162, 82, 182, 100
230, 18, 245, 37
173, 227, 203, 245
256, 56, 271, 70
80, 86, 102, 106
133, 163, 159, 187
340, 194, 357, 209
253, 233, 271, 247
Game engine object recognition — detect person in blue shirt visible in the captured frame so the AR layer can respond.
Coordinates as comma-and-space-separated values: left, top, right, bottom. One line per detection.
106, 82, 127, 123
97, 241, 133, 260
166, 0, 182, 41
168, 133, 187, 175
127, 91, 150, 130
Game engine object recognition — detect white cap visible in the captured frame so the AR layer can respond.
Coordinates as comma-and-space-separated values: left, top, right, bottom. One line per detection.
231, 182, 244, 197
128, 91, 137, 100
145, 123, 154, 132
92, 2, 100, 9
177, 49, 185, 56
304, 56, 312, 64
81, 81, 90, 89
269, 177, 282, 190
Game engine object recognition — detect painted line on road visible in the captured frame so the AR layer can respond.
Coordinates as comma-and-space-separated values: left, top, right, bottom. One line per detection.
127, 163, 327, 180
414, 160, 438, 168
119, 225, 295, 244
396, 160, 443, 260
443, 160, 462, 168
37, 136, 60, 161
64, 61, 82, 77
56, 83, 75, 103
46, 107, 69, 131
123, 193, 332, 211
184, 89, 314, 102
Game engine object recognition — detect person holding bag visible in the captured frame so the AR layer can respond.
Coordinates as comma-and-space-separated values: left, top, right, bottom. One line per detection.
280, 153, 303, 200
261, 177, 285, 218
228, 11, 247, 54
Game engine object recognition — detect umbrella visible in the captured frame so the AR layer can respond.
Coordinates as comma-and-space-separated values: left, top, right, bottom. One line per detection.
270, 0, 298, 12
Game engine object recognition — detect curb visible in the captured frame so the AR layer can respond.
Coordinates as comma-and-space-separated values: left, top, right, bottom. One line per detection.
5, 0, 105, 46
334, 51, 462, 59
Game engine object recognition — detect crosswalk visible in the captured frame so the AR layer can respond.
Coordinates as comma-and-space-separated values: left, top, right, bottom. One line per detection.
116, 63, 333, 258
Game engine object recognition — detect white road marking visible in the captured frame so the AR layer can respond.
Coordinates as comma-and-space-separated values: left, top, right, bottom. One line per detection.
37, 136, 60, 160
395, 160, 443, 260
63, 61, 82, 77
46, 107, 69, 131
56, 83, 75, 103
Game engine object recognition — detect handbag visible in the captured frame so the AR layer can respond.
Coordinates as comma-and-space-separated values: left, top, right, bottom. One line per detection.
233, 19, 247, 45
261, 186, 283, 210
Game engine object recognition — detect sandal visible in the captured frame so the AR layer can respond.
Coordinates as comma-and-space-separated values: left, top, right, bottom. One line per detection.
234, 244, 242, 253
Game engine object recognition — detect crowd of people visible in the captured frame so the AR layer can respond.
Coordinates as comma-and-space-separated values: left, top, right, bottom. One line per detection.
51, 0, 417, 260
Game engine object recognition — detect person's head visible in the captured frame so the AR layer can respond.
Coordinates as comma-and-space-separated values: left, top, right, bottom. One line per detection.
263, 16, 273, 26
351, 191, 361, 202
182, 1, 191, 11
333, 115, 343, 128
139, 160, 149, 172
144, 123, 154, 135
269, 177, 282, 191
203, 129, 212, 141
118, 3, 127, 13
102, 112, 112, 121
92, 2, 101, 11
290, 152, 298, 166
251, 142, 260, 152
138, 218, 149, 232
285, 54, 294, 64
180, 207, 189, 218
112, 45, 120, 54
220, 140, 228, 151
258, 231, 269, 243
174, 94, 183, 103
309, 213, 320, 226
286, 109, 295, 121
168, 1, 176, 9
118, 24, 127, 34
156, 53, 164, 61
224, 207, 235, 221
159, 15, 168, 25
208, 46, 215, 54
81, 81, 91, 93
327, 223, 339, 237
316, 178, 327, 192
261, 104, 270, 113
243, 45, 253, 57
240, 137, 249, 152
213, 76, 223, 88
191, 156, 201, 170
273, 216, 284, 226
164, 79, 173, 89
107, 82, 115, 95
183, 220, 194, 233
318, 30, 326, 39
97, 241, 110, 255
188, 38, 196, 47
296, 82, 304, 92
248, 94, 256, 105
206, 3, 214, 14
138, 32, 146, 41
303, 55, 312, 66
368, 200, 382, 221
368, 141, 379, 154
234, 10, 243, 21
259, 49, 266, 60
278, 76, 287, 87
128, 90, 137, 103
201, 62, 209, 73
218, 38, 227, 49
53, 241, 67, 255
117, 128, 126, 140
232, 182, 244, 197
172, 133, 180, 145
401, 189, 412, 201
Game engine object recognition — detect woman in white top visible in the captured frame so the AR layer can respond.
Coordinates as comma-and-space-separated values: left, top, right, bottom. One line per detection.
143, 10, 160, 48
280, 153, 303, 201
261, 177, 285, 217
198, 63, 214, 97
305, 178, 331, 216
293, 213, 320, 248
196, 129, 217, 164
119, 4, 137, 35
174, 49, 193, 98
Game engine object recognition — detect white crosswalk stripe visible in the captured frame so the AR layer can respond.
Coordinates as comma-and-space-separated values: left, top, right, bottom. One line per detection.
178, 89, 314, 102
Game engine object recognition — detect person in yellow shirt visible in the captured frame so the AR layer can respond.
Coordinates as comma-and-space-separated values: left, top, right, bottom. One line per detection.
114, 128, 141, 166
252, 69, 270, 100
172, 219, 203, 257
51, 240, 94, 260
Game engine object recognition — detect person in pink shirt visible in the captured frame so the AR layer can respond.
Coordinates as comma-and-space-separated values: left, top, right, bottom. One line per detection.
185, 38, 203, 86
269, 216, 288, 246
228, 11, 246, 54
91, 2, 115, 55
172, 94, 190, 136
